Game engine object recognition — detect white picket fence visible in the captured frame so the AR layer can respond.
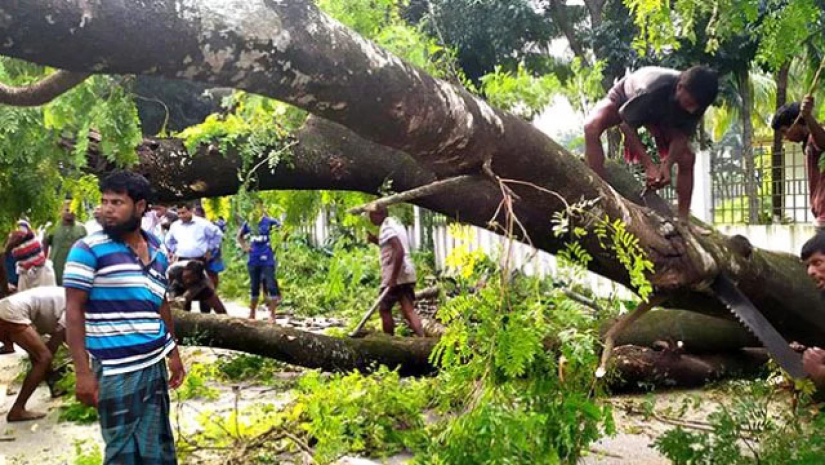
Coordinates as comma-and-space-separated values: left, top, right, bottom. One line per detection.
301, 206, 815, 299
304, 207, 635, 298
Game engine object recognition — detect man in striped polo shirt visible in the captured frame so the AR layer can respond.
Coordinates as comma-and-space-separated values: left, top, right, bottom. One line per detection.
64, 171, 185, 465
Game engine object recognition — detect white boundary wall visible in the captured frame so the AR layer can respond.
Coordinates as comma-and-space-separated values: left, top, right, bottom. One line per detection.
302, 207, 813, 299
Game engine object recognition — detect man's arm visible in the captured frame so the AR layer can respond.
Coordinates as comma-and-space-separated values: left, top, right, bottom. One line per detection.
43, 234, 52, 259
802, 96, 825, 150
159, 298, 176, 340
164, 227, 177, 255
158, 297, 186, 388
205, 293, 227, 314
803, 347, 825, 390
388, 237, 405, 288
236, 224, 250, 253
65, 287, 97, 407
206, 221, 223, 248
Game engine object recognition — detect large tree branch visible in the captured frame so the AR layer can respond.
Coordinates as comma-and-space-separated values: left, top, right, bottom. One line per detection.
3, 1, 825, 346
0, 69, 89, 106
91, 115, 825, 346
583, 0, 607, 28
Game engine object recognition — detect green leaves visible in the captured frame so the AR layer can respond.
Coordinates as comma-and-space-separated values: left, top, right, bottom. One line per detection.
654, 380, 825, 464
427, 271, 613, 463
479, 63, 561, 120
295, 368, 430, 464
0, 58, 143, 232
623, 0, 822, 71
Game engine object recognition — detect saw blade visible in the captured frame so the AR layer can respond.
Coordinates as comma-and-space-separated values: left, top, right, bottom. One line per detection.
711, 274, 805, 378
641, 188, 673, 217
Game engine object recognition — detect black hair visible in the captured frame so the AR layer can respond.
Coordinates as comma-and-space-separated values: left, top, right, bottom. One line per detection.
801, 232, 825, 260
679, 66, 719, 109
99, 171, 152, 205
177, 201, 196, 211
771, 102, 801, 131
184, 260, 205, 275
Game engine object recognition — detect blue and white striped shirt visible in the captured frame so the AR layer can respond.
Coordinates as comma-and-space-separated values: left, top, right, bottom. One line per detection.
63, 231, 175, 376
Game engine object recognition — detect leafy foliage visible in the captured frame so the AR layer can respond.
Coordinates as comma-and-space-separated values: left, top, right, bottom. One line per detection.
295, 369, 430, 463
552, 198, 655, 300
215, 353, 290, 384
623, 0, 822, 70
420, 0, 557, 82
422, 227, 617, 464
560, 58, 606, 115
175, 362, 220, 401
423, 279, 614, 463
0, 58, 142, 233
654, 380, 825, 464
180, 367, 431, 464
72, 441, 103, 465
480, 63, 561, 120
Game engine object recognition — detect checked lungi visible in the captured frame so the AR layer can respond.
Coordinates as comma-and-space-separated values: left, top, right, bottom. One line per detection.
93, 359, 177, 465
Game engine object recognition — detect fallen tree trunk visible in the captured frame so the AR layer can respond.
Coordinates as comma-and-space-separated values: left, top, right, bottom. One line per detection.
3, 1, 825, 346
174, 310, 437, 377
611, 309, 759, 353
609, 346, 769, 391
173, 311, 768, 390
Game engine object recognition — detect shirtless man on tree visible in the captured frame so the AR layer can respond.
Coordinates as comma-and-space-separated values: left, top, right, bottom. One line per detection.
584, 66, 719, 224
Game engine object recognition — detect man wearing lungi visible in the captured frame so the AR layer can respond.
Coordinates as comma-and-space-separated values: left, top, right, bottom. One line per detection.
64, 171, 185, 464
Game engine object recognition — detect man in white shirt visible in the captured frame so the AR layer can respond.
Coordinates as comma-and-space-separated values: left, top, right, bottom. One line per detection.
367, 205, 424, 337
165, 203, 223, 261
0, 286, 66, 421
165, 203, 224, 313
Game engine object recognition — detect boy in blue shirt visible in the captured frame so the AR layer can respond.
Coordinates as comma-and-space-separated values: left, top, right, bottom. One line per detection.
237, 199, 282, 320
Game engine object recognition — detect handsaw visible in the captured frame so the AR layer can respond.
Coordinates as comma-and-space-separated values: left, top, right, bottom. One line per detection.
639, 186, 806, 377
640, 186, 674, 217
711, 274, 805, 378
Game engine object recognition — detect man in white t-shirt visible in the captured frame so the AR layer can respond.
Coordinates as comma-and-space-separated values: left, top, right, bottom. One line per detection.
0, 286, 66, 421
367, 206, 424, 336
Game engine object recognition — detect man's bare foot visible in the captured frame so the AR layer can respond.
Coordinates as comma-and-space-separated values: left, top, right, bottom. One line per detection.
6, 409, 47, 422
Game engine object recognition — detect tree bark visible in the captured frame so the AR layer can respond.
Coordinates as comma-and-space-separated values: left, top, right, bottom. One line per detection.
584, 0, 607, 29
172, 310, 767, 390
173, 310, 437, 376
608, 345, 768, 391
546, 0, 589, 65
0, 70, 89, 106
98, 114, 825, 348
610, 309, 758, 353
3, 1, 825, 346
771, 62, 790, 221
